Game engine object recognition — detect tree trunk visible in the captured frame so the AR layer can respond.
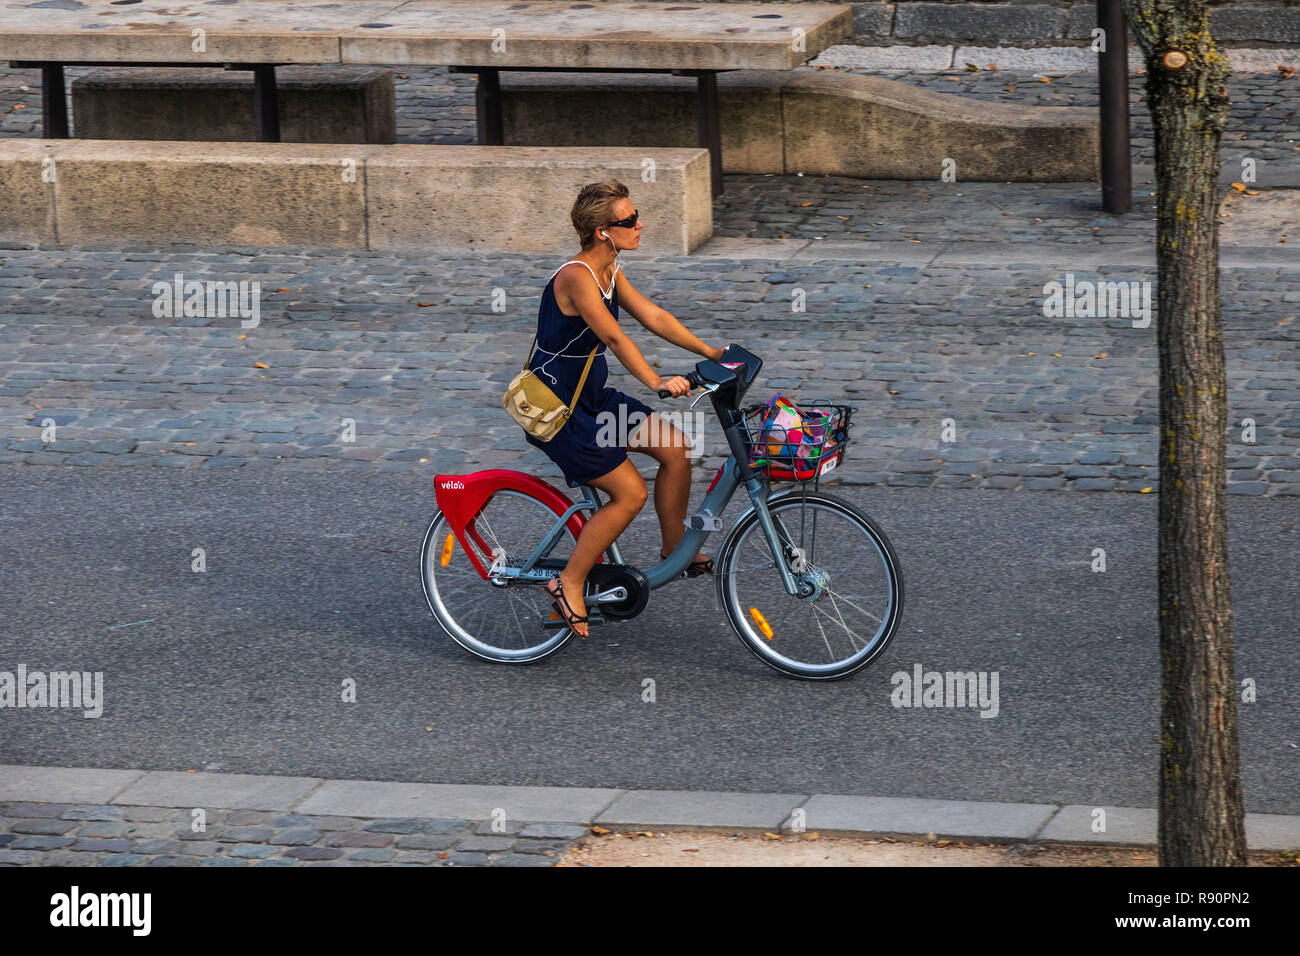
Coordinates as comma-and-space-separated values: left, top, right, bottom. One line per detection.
1123, 0, 1246, 865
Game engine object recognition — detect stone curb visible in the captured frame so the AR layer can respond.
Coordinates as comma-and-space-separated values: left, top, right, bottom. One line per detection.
812, 44, 1300, 73
3, 765, 1297, 851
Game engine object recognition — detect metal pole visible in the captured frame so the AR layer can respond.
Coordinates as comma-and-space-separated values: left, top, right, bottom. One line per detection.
1098, 0, 1132, 213
41, 63, 70, 138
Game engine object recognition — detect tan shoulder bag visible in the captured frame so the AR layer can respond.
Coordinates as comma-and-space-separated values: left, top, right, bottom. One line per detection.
502, 332, 598, 442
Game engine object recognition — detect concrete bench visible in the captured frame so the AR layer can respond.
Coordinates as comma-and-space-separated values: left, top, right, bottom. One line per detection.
70, 67, 397, 145
500, 70, 1100, 182
0, 141, 711, 255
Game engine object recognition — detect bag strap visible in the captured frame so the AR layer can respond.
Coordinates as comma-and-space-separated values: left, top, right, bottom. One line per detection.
566, 346, 599, 416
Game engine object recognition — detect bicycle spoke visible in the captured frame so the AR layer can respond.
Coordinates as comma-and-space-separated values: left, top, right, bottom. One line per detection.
719, 494, 899, 677
423, 490, 581, 663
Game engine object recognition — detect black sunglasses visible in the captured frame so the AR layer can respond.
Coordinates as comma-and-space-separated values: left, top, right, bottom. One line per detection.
606, 209, 640, 229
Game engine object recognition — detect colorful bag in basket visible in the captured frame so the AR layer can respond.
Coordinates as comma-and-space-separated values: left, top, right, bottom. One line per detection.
753, 395, 837, 468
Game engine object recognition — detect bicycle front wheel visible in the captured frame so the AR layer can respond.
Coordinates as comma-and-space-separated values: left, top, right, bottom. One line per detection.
420, 489, 594, 664
716, 492, 903, 680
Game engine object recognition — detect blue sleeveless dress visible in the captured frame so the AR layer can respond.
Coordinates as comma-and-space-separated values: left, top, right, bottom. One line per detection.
524, 261, 655, 488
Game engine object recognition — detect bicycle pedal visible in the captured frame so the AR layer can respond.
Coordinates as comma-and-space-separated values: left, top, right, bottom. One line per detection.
542, 608, 605, 630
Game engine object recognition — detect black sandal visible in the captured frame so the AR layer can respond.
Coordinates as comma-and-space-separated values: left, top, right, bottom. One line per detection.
544, 578, 589, 635
663, 550, 715, 578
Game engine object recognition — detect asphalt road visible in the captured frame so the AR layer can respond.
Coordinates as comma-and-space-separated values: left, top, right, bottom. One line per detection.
1, 465, 1296, 813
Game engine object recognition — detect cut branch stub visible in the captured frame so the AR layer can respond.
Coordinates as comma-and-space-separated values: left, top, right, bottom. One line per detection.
1162, 49, 1189, 70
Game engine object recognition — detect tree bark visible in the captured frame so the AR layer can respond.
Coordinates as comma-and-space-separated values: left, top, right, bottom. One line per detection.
1123, 0, 1246, 865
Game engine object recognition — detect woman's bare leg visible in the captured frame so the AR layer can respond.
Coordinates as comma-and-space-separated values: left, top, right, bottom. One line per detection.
549, 459, 647, 637
627, 413, 707, 562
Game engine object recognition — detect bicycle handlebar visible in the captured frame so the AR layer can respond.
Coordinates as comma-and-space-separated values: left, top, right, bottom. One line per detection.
657, 371, 702, 399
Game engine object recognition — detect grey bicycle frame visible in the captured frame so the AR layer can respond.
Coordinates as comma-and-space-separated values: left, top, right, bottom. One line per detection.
515, 418, 803, 596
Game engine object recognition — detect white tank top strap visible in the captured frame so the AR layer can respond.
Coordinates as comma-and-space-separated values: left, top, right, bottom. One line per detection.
549, 258, 619, 301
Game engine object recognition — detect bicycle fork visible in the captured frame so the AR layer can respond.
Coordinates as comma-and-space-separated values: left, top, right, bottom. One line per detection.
740, 475, 808, 599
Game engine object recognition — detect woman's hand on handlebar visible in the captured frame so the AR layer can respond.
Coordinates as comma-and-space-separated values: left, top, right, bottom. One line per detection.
655, 375, 693, 399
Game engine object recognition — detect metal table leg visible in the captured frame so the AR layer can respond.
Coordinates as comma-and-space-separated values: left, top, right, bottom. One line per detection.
41, 63, 70, 138
694, 71, 723, 198
252, 64, 281, 142
475, 67, 503, 145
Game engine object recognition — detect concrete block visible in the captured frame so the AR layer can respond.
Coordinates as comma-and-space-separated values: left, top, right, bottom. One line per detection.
365, 144, 713, 256
112, 771, 322, 811
1244, 812, 1300, 852
811, 44, 955, 70
339, 1, 853, 71
296, 779, 621, 823
851, 2, 896, 37
1038, 805, 1158, 845
501, 70, 786, 175
0, 139, 58, 243
799, 794, 1058, 840
500, 69, 1097, 183
0, 765, 143, 804
953, 44, 1144, 72
72, 67, 397, 145
895, 3, 1066, 42
782, 71, 1099, 181
50, 140, 372, 248
596, 790, 807, 828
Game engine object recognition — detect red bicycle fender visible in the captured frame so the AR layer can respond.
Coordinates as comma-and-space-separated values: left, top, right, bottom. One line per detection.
433, 470, 588, 580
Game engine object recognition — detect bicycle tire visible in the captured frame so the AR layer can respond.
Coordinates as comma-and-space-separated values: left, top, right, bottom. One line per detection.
715, 492, 904, 680
420, 489, 600, 664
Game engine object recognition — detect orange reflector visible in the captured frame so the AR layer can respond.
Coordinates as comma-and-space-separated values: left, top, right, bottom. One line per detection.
749, 607, 774, 640
440, 533, 455, 567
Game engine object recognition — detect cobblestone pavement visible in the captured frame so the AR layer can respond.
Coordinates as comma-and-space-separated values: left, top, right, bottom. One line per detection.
0, 802, 579, 866
1, 245, 1297, 494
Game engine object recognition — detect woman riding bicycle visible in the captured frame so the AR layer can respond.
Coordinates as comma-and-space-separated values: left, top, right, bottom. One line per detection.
524, 179, 726, 637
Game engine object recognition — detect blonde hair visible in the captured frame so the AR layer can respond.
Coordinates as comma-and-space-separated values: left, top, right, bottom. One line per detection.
571, 179, 630, 249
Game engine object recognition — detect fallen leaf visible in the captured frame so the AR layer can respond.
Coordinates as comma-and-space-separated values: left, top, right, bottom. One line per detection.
1037, 76, 1052, 83
237, 334, 247, 339
682, 848, 699, 853
1140, 487, 1153, 493
1093, 353, 1107, 359
590, 826, 611, 836
254, 361, 269, 369
274, 287, 290, 293
987, 63, 998, 71
801, 832, 820, 841
418, 302, 435, 307
964, 63, 980, 72
437, 851, 449, 859
936, 839, 951, 847
799, 202, 814, 207
1053, 352, 1063, 357
1279, 64, 1295, 78
762, 832, 782, 841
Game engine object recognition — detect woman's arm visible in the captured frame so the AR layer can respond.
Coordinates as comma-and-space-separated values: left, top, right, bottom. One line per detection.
616, 272, 725, 361
558, 267, 691, 396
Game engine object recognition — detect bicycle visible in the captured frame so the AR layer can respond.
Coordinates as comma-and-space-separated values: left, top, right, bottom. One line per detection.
420, 345, 904, 680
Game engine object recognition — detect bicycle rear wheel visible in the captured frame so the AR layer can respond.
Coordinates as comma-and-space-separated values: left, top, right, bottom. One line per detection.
716, 492, 903, 680
420, 489, 596, 664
